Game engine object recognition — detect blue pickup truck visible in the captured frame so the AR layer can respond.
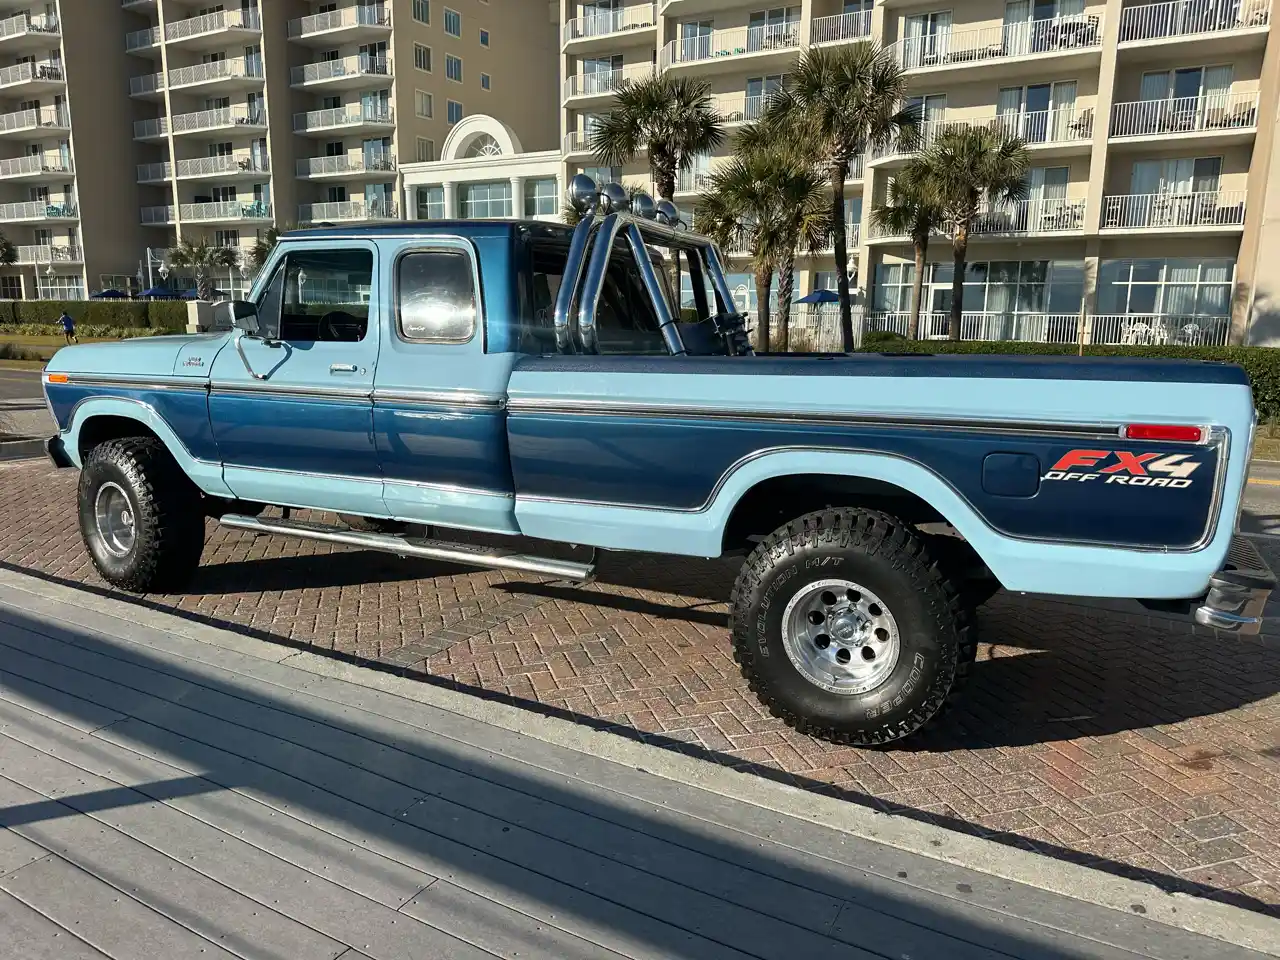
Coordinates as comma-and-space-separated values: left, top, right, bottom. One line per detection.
41, 177, 1274, 744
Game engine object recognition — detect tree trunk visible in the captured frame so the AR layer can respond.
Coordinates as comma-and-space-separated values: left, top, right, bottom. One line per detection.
755, 264, 773, 352
908, 235, 928, 341
776, 254, 795, 352
652, 150, 677, 202
196, 270, 212, 302
949, 229, 967, 341
830, 162, 854, 352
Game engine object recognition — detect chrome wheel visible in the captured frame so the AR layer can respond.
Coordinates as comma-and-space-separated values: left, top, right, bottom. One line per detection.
780, 578, 900, 695
93, 481, 136, 558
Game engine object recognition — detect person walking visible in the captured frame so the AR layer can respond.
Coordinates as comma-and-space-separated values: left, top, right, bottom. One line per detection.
57, 309, 78, 345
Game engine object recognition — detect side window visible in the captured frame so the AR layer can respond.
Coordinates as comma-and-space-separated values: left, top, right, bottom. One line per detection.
397, 249, 476, 342
258, 248, 373, 343
594, 238, 667, 355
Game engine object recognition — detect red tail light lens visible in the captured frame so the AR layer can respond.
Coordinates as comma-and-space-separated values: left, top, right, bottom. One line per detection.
1123, 424, 1204, 443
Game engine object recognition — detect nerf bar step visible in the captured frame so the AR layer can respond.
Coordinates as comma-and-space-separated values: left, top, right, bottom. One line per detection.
219, 514, 596, 582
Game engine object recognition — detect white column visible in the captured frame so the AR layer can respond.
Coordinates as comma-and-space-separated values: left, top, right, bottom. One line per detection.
443, 181, 458, 218
404, 182, 417, 220
509, 176, 525, 218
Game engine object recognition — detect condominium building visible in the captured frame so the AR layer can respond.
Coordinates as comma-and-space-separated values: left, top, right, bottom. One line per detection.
556, 0, 1280, 344
0, 0, 557, 299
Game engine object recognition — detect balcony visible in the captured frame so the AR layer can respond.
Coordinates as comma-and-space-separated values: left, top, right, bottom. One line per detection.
660, 23, 801, 72
0, 155, 72, 181
129, 71, 165, 98
288, 4, 391, 45
298, 199, 399, 222
871, 109, 1094, 163
563, 62, 654, 104
0, 200, 77, 223
1101, 190, 1246, 232
137, 161, 171, 183
675, 170, 713, 195
177, 105, 267, 137
563, 130, 592, 155
291, 54, 392, 90
296, 155, 397, 179
0, 60, 64, 94
810, 10, 872, 45
0, 12, 60, 50
166, 56, 264, 94
175, 155, 269, 180
15, 244, 82, 265
181, 200, 273, 224
870, 197, 1086, 240
164, 8, 261, 50
887, 16, 1102, 80
293, 104, 394, 136
1110, 90, 1258, 147
125, 25, 161, 53
140, 204, 175, 224
562, 4, 657, 51
0, 105, 68, 138
1118, 0, 1270, 53
713, 92, 767, 125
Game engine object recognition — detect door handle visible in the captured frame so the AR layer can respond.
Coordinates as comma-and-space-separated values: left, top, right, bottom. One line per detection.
330, 363, 358, 374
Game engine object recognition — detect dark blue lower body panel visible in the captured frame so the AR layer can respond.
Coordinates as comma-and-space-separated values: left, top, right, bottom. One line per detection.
47, 383, 219, 463
208, 393, 379, 479
374, 405, 514, 493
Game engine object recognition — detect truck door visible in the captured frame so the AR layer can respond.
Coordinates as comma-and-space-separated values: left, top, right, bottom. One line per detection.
207, 241, 381, 513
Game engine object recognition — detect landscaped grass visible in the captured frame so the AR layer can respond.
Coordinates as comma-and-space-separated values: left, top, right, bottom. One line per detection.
0, 335, 118, 363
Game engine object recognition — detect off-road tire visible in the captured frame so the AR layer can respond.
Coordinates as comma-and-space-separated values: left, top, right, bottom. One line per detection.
77, 437, 205, 593
729, 508, 975, 745
338, 514, 407, 534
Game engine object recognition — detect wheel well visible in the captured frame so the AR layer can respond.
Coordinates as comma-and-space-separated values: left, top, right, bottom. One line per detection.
721, 473, 946, 553
77, 415, 161, 462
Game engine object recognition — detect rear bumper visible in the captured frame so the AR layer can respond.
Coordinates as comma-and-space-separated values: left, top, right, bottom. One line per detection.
45, 434, 73, 470
1194, 536, 1274, 635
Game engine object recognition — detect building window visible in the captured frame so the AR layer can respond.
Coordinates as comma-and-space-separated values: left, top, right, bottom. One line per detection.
415, 90, 433, 118
446, 54, 462, 82
524, 178, 558, 217
417, 185, 445, 220
412, 0, 430, 23
1097, 259, 1234, 317
813, 272, 838, 292
444, 7, 461, 36
481, 72, 490, 90
873, 260, 1085, 319
416, 137, 435, 162
581, 165, 620, 184
414, 43, 431, 71
215, 230, 240, 249
459, 181, 511, 218
0, 276, 21, 299
479, 28, 490, 46
447, 99, 463, 124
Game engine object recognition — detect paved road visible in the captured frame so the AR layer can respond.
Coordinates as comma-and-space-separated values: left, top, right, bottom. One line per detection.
1, 570, 1274, 960
0, 369, 40, 402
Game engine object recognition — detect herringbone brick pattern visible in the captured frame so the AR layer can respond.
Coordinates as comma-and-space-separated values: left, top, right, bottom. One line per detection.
3, 457, 1278, 914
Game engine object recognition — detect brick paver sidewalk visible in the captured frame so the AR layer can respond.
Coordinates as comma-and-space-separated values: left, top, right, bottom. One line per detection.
2, 457, 1278, 915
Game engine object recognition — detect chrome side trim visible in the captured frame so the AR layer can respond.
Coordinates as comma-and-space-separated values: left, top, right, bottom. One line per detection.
210, 381, 371, 402
232, 460, 514, 499
372, 388, 505, 409
56, 373, 208, 391
228, 461, 382, 485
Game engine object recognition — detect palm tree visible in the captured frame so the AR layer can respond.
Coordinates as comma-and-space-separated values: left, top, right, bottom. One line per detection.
0, 230, 15, 267
870, 160, 942, 341
167, 237, 239, 302
561, 184, 648, 226
758, 43, 917, 351
916, 125, 1030, 340
588, 73, 725, 202
695, 134, 829, 351
245, 225, 284, 276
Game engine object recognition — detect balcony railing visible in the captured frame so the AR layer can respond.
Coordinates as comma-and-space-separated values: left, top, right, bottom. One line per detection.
299, 199, 399, 221
714, 92, 768, 124
889, 15, 1101, 70
563, 62, 654, 98
0, 105, 67, 132
1118, 0, 1270, 42
871, 197, 1086, 237
293, 104, 394, 132
16, 244, 81, 264
137, 161, 171, 182
810, 10, 872, 43
171, 104, 266, 134
140, 205, 175, 223
0, 200, 76, 220
166, 7, 261, 41
0, 60, 63, 86
677, 170, 713, 193
0, 13, 60, 40
291, 54, 392, 85
130, 72, 164, 96
660, 22, 801, 67
176, 155, 269, 177
856, 309, 1230, 346
1110, 90, 1258, 137
168, 57, 263, 88
182, 200, 273, 221
1102, 190, 1247, 228
125, 25, 161, 50
296, 155, 396, 176
133, 116, 168, 139
562, 3, 656, 42
564, 130, 592, 152
288, 4, 391, 37
816, 223, 861, 252
874, 109, 1093, 159
0, 155, 71, 177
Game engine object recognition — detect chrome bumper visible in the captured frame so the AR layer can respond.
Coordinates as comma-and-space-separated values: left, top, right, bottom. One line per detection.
1194, 536, 1274, 635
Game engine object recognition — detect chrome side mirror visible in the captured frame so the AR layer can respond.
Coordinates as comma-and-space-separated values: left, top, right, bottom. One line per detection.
215, 300, 259, 335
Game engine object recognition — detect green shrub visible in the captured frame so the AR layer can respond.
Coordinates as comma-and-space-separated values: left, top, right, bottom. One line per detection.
0, 341, 37, 361
862, 330, 908, 348
0, 300, 191, 331
148, 302, 190, 332
6, 322, 162, 339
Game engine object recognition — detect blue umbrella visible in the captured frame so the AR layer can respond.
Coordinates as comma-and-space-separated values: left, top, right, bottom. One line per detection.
90, 289, 128, 299
182, 288, 226, 300
142, 287, 179, 298
796, 289, 839, 304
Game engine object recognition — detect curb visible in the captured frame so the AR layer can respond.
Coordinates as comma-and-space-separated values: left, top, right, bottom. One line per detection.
0, 437, 45, 462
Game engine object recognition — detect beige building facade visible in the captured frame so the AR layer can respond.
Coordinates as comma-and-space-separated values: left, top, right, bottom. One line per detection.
557, 0, 1280, 344
0, 0, 557, 299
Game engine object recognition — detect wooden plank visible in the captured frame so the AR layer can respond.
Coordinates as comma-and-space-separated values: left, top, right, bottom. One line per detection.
0, 888, 112, 960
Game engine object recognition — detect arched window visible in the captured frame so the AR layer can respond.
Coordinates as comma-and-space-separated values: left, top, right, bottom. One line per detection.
463, 134, 502, 158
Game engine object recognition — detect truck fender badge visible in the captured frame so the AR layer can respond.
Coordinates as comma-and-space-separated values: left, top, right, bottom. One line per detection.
183, 357, 204, 368
1043, 449, 1202, 489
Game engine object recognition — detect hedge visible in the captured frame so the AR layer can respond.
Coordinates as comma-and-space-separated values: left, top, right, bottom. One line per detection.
5, 323, 164, 339
0, 300, 190, 332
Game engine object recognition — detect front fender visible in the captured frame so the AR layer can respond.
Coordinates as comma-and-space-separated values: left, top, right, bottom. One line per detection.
62, 396, 232, 498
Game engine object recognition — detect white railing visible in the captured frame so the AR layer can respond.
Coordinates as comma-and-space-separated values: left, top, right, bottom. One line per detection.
299, 200, 399, 221
1110, 90, 1258, 137
181, 200, 273, 221
170, 104, 265, 133
1089, 314, 1230, 345
563, 130, 591, 152
871, 118, 968, 159
176, 155, 268, 177
292, 54, 392, 85
293, 104, 394, 132
296, 154, 395, 176
0, 154, 70, 177
660, 22, 802, 67
810, 10, 873, 43
874, 109, 1093, 159
0, 200, 76, 220
133, 116, 168, 139
166, 7, 261, 41
288, 3, 391, 37
563, 62, 654, 98
677, 170, 713, 193
889, 15, 1101, 70
168, 57, 263, 88
16, 244, 81, 264
816, 223, 861, 252
870, 197, 1087, 237
715, 92, 768, 124
563, 3, 656, 42
1119, 0, 1270, 42
0, 105, 67, 132
0, 13, 60, 40
125, 25, 161, 50
864, 311, 1083, 343
788, 305, 846, 351
1101, 190, 1247, 228
140, 205, 175, 223
137, 161, 172, 182
0, 60, 62, 86
130, 72, 164, 96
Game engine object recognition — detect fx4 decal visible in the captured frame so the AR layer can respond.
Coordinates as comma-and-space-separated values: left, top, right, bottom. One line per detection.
1042, 449, 1203, 488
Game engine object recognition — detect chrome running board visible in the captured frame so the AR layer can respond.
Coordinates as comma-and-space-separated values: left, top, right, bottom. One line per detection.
219, 514, 596, 582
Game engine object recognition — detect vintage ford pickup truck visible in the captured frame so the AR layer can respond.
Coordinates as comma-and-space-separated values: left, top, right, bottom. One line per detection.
41, 176, 1275, 744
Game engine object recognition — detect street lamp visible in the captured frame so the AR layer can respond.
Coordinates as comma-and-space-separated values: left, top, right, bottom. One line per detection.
158, 261, 170, 283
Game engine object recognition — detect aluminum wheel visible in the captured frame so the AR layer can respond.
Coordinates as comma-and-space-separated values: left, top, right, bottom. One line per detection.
93, 481, 136, 558
780, 578, 900, 695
